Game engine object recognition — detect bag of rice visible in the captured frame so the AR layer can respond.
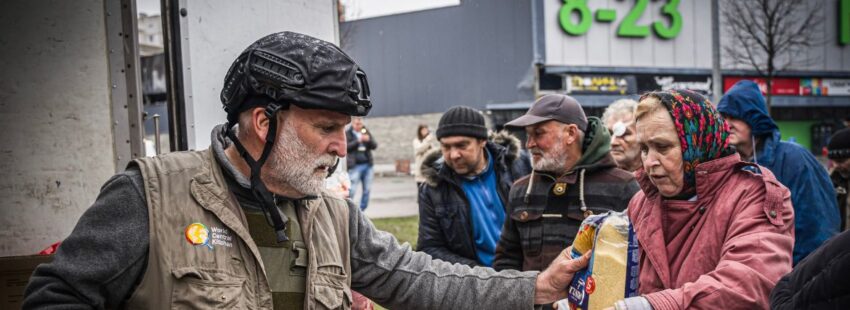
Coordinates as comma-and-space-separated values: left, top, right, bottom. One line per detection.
556, 211, 639, 310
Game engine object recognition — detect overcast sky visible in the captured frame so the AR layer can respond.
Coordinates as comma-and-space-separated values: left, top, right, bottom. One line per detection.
340, 0, 460, 21
136, 0, 461, 20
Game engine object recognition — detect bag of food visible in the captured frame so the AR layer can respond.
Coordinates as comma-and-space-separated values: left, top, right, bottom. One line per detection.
556, 211, 639, 310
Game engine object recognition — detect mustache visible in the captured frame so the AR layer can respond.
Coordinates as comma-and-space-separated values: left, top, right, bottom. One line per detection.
314, 156, 337, 167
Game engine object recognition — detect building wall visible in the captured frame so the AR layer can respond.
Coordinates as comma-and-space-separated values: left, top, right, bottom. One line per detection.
179, 0, 339, 150
541, 0, 850, 72
543, 0, 713, 69
0, 0, 116, 256
138, 14, 163, 56
362, 113, 442, 165
340, 0, 535, 117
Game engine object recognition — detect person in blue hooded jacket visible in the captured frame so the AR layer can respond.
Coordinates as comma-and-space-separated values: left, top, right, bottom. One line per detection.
718, 80, 839, 264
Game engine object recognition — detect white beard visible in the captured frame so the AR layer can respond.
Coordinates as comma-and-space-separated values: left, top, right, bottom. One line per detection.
265, 124, 337, 196
531, 135, 568, 174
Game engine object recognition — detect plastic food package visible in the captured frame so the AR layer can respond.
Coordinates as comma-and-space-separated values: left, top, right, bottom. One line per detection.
556, 211, 639, 310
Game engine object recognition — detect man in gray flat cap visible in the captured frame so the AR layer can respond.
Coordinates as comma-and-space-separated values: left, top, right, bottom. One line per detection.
494, 94, 639, 273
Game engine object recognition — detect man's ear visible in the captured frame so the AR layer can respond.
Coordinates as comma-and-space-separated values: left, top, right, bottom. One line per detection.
251, 107, 271, 142
565, 124, 580, 144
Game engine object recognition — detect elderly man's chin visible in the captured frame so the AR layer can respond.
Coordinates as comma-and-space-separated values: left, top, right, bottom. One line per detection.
293, 175, 326, 196
532, 158, 561, 173
611, 152, 625, 163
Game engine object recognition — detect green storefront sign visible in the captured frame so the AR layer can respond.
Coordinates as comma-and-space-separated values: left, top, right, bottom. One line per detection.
559, 0, 682, 39
842, 0, 850, 45
559, 0, 850, 44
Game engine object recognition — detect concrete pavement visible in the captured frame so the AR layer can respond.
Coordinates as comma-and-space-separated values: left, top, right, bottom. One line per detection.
350, 175, 420, 219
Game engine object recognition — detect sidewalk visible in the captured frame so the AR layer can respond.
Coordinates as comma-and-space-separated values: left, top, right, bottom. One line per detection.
351, 174, 420, 219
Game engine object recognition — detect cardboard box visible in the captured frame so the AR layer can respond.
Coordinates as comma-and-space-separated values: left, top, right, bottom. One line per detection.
1, 255, 53, 309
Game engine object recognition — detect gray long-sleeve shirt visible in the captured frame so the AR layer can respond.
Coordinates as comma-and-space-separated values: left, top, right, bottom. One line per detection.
24, 125, 540, 309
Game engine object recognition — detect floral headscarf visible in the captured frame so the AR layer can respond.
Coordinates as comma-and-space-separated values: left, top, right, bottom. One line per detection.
640, 89, 734, 197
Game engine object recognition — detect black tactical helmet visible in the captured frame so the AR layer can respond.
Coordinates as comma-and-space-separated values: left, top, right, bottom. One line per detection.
220, 31, 371, 125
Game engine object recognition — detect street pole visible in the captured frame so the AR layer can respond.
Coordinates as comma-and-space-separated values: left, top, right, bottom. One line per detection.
711, 0, 722, 104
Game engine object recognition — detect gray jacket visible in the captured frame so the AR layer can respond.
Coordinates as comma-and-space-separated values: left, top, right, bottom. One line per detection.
24, 124, 539, 309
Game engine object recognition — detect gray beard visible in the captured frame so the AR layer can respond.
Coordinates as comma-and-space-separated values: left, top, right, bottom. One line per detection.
265, 124, 336, 196
531, 141, 568, 174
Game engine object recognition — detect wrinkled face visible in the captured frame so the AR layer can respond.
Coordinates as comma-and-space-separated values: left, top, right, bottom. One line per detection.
264, 106, 350, 196
525, 120, 573, 174
351, 117, 364, 131
834, 157, 850, 174
440, 136, 487, 176
723, 115, 752, 147
605, 113, 641, 171
637, 107, 684, 197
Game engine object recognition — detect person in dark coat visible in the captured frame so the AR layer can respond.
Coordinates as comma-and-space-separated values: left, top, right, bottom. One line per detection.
417, 106, 531, 267
346, 116, 378, 210
828, 128, 850, 231
770, 229, 850, 309
718, 80, 839, 263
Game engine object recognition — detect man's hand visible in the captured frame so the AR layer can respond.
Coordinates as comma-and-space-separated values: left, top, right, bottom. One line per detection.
360, 134, 371, 142
534, 247, 591, 305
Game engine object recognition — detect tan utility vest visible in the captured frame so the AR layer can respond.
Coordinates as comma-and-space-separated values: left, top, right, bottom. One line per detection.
125, 149, 352, 309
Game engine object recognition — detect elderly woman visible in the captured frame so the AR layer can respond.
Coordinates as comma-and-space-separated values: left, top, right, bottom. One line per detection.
618, 90, 795, 309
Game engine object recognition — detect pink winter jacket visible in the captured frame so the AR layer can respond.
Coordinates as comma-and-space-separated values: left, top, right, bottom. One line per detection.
628, 153, 795, 310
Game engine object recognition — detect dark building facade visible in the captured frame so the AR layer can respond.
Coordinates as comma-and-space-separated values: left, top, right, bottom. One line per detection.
340, 0, 534, 116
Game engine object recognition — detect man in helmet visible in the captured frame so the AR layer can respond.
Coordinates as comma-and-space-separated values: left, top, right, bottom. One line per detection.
24, 32, 587, 309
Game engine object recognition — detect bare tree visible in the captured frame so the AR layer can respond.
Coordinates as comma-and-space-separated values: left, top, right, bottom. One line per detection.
722, 0, 824, 112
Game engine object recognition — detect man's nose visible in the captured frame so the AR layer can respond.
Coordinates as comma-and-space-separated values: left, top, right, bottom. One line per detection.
330, 130, 347, 157
611, 137, 622, 146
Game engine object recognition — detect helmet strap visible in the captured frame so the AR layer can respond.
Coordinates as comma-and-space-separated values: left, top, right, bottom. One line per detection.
226, 102, 290, 243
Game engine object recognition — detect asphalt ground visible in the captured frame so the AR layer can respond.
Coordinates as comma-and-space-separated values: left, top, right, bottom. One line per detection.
352, 175, 420, 219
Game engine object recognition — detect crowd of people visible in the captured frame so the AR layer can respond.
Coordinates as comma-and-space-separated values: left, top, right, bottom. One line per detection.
411, 84, 848, 308
23, 31, 849, 309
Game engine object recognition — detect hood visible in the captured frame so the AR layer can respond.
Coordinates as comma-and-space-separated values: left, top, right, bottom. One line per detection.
572, 117, 615, 172
419, 130, 523, 187
717, 80, 779, 137
211, 124, 251, 189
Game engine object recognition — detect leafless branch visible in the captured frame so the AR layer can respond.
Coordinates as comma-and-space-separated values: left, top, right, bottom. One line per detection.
721, 0, 823, 110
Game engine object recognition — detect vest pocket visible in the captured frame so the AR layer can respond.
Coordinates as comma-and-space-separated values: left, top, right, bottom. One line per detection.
312, 265, 352, 310
171, 267, 248, 309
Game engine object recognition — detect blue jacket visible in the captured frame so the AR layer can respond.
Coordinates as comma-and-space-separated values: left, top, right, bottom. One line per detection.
718, 80, 839, 264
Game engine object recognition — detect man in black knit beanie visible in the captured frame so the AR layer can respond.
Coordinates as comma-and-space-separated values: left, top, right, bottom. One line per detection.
416, 106, 531, 267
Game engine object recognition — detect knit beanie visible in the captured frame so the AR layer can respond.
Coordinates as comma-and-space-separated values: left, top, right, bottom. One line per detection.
828, 128, 850, 160
436, 106, 488, 140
